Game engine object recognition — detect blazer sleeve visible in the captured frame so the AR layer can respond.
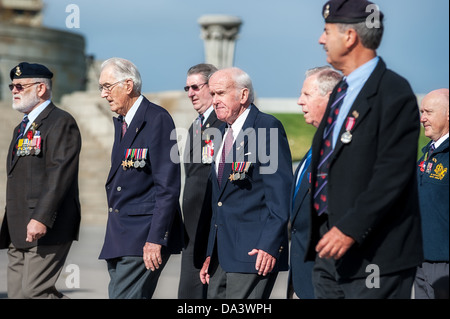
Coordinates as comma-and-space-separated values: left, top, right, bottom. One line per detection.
32, 114, 81, 228
146, 111, 181, 245
257, 118, 293, 257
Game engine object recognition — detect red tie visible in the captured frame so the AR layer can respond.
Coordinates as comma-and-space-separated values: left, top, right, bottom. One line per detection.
218, 126, 234, 187
121, 118, 127, 139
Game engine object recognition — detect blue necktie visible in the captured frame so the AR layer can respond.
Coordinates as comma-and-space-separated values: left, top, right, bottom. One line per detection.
313, 80, 348, 216
293, 148, 312, 200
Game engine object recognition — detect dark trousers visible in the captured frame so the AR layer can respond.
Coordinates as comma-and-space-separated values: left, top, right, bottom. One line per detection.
312, 216, 415, 299
207, 248, 278, 299
178, 249, 208, 299
107, 254, 170, 299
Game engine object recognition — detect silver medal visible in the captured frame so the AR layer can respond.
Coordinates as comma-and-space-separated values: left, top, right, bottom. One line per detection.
341, 131, 352, 144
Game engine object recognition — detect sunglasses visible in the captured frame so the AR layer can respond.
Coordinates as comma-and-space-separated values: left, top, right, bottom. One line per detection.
9, 82, 41, 91
184, 82, 207, 92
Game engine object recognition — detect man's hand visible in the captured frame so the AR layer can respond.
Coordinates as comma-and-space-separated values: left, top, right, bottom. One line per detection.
143, 242, 162, 271
26, 219, 47, 242
315, 226, 355, 260
248, 249, 276, 276
200, 256, 211, 284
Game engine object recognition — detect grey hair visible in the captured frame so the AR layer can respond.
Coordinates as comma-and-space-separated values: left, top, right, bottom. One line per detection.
187, 63, 218, 82
305, 66, 342, 96
35, 77, 52, 99
101, 57, 142, 94
337, 20, 384, 50
229, 67, 255, 104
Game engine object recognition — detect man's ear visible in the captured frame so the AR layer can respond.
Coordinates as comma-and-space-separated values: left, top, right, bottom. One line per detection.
240, 88, 249, 105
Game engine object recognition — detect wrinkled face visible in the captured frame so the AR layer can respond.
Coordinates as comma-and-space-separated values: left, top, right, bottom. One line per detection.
319, 23, 347, 70
297, 74, 330, 128
209, 70, 247, 125
11, 79, 42, 113
420, 92, 449, 141
99, 66, 131, 115
185, 73, 212, 114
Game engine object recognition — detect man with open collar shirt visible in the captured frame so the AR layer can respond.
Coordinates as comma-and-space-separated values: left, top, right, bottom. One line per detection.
306, 0, 423, 298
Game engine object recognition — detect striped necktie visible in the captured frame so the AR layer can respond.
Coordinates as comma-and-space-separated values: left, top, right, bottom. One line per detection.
12, 114, 29, 159
313, 80, 348, 216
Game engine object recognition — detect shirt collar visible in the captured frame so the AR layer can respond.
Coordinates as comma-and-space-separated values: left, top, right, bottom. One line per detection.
124, 95, 143, 126
26, 99, 51, 131
345, 56, 379, 90
434, 133, 449, 149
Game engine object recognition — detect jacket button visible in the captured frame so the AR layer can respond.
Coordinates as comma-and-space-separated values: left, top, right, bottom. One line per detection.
117, 186, 122, 191
109, 208, 112, 212
114, 209, 119, 213
218, 202, 222, 207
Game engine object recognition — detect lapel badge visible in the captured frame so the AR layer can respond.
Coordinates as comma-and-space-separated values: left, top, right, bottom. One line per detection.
352, 110, 360, 119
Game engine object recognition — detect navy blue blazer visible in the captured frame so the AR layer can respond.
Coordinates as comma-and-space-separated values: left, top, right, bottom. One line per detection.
206, 105, 293, 273
288, 150, 315, 299
99, 97, 183, 260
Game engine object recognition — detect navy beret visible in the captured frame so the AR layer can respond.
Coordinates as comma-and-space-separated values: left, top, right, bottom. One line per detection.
322, 0, 383, 24
10, 62, 53, 80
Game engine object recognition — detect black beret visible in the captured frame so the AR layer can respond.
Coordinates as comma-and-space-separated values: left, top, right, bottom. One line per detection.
322, 0, 383, 24
10, 62, 53, 80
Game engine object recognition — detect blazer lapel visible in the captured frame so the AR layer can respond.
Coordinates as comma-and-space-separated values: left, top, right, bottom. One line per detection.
331, 58, 386, 161
107, 100, 146, 184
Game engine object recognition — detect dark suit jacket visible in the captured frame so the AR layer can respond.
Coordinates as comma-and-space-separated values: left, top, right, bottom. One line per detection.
306, 58, 424, 279
99, 96, 183, 260
0, 103, 81, 249
182, 109, 223, 268
288, 149, 315, 299
206, 105, 293, 273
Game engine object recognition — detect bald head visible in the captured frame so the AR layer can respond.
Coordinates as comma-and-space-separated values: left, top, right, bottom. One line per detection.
420, 88, 449, 142
209, 68, 254, 125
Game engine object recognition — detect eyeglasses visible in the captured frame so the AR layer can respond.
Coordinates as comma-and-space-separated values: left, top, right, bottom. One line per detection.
184, 82, 207, 92
98, 80, 124, 93
9, 82, 41, 91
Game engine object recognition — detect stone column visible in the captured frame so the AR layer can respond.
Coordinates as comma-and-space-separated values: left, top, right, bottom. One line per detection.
198, 15, 242, 69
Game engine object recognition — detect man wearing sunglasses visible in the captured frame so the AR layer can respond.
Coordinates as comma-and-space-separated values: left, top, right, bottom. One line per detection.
0, 62, 82, 298
178, 64, 223, 299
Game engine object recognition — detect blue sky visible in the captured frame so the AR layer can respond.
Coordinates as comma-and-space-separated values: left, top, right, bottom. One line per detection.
43, 0, 449, 97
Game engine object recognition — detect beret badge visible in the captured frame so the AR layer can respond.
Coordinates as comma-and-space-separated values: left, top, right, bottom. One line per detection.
323, 4, 330, 19
15, 66, 22, 77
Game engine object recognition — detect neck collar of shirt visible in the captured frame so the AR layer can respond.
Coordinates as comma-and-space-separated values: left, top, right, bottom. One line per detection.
345, 56, 379, 90
124, 95, 144, 126
434, 133, 449, 149
200, 105, 214, 123
229, 104, 252, 140
25, 99, 51, 131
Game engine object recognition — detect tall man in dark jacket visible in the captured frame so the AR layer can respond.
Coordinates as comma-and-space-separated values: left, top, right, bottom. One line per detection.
0, 62, 82, 298
307, 0, 423, 298
178, 64, 223, 299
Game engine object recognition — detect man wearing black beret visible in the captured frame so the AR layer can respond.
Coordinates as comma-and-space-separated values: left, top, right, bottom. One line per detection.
306, 0, 423, 298
0, 62, 82, 298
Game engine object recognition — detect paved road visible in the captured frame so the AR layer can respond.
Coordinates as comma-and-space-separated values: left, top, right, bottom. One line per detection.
0, 223, 289, 299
